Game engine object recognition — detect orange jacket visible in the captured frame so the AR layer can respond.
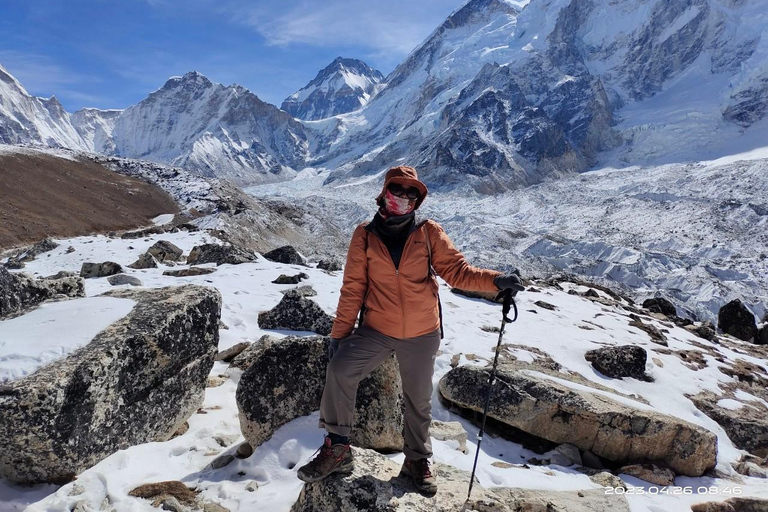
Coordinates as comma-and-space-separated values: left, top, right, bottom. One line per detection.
331, 219, 502, 340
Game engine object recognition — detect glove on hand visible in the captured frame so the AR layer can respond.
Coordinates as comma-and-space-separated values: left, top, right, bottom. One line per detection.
328, 338, 342, 360
493, 271, 525, 294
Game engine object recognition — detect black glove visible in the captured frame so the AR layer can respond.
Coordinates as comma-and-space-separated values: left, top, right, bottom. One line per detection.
328, 338, 342, 360
494, 271, 525, 295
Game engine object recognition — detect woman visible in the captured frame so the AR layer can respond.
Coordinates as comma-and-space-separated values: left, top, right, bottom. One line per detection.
297, 166, 524, 494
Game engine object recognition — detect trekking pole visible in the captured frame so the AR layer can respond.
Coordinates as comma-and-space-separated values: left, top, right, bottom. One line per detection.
465, 288, 518, 505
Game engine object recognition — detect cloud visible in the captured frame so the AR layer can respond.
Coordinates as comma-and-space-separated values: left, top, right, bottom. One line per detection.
0, 50, 91, 96
223, 0, 458, 58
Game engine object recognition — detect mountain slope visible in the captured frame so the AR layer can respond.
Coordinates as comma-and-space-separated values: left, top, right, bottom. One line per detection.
281, 57, 384, 120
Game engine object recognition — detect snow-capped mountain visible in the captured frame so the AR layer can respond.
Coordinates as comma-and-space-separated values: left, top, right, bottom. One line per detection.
0, 63, 87, 149
71, 108, 121, 154
281, 57, 384, 121
316, 0, 768, 192
108, 72, 312, 185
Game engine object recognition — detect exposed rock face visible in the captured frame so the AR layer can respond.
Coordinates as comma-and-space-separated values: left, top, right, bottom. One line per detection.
642, 297, 677, 317
128, 253, 158, 269
317, 259, 342, 272
718, 299, 758, 342
430, 420, 467, 453
291, 447, 630, 512
236, 336, 403, 451
689, 391, 768, 457
262, 245, 306, 266
0, 285, 221, 484
107, 274, 143, 287
258, 290, 333, 335
439, 365, 717, 476
186, 244, 255, 266
80, 261, 123, 279
585, 345, 650, 381
147, 240, 184, 263
619, 463, 675, 486
0, 267, 85, 319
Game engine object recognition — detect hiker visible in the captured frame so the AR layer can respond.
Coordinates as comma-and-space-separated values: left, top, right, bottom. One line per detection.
297, 166, 524, 494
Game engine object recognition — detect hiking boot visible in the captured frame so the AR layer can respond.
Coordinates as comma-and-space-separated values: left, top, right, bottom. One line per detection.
296, 437, 354, 483
400, 457, 438, 495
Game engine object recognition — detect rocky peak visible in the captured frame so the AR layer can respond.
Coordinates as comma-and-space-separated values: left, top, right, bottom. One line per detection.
161, 71, 213, 92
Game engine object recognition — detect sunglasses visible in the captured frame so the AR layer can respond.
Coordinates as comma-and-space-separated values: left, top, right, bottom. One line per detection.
388, 183, 421, 200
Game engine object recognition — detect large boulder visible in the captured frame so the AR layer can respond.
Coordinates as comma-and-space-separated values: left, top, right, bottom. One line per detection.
689, 391, 768, 457
642, 297, 677, 317
258, 290, 333, 335
759, 325, 768, 345
107, 274, 143, 287
0, 267, 84, 319
439, 365, 717, 477
186, 243, 255, 266
718, 299, 758, 342
12, 238, 60, 263
291, 447, 630, 512
585, 345, 650, 381
80, 261, 123, 279
236, 335, 403, 451
127, 253, 158, 270
0, 285, 221, 484
262, 245, 306, 266
147, 240, 184, 263
691, 498, 768, 512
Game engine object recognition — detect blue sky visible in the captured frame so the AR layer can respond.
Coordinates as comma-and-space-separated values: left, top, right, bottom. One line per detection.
1, 0, 460, 112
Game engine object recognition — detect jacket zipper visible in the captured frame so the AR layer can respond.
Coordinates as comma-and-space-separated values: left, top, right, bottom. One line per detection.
368, 227, 419, 339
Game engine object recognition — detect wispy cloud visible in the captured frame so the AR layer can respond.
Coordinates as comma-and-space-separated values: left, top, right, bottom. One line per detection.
221, 0, 457, 60
0, 50, 92, 96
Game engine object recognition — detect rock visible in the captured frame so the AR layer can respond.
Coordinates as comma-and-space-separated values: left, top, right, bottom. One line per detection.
128, 481, 198, 506
163, 267, 217, 277
227, 335, 277, 372
718, 299, 758, 342
207, 375, 228, 387
317, 259, 342, 271
245, 480, 259, 492
280, 285, 317, 297
257, 290, 333, 335
43, 270, 78, 280
262, 245, 306, 266
588, 471, 623, 489
534, 300, 557, 311
211, 454, 235, 469
236, 335, 403, 451
291, 447, 504, 512
691, 498, 768, 512
584, 289, 600, 298
584, 345, 649, 380
80, 261, 123, 279
202, 503, 230, 512
272, 273, 310, 285
3, 258, 24, 269
0, 267, 85, 319
215, 342, 251, 362
628, 315, 668, 346
107, 274, 143, 287
492, 487, 630, 512
759, 325, 768, 345
147, 240, 184, 263
552, 443, 582, 466
291, 447, 630, 512
439, 365, 717, 476
236, 442, 254, 459
430, 420, 467, 453
689, 391, 768, 457
642, 297, 677, 317
214, 434, 239, 447
128, 253, 158, 269
733, 454, 768, 478
15, 238, 60, 263
582, 449, 605, 469
619, 463, 675, 485
66, 246, 75, 254
171, 422, 189, 439
686, 322, 716, 341
0, 285, 221, 484
187, 244, 255, 266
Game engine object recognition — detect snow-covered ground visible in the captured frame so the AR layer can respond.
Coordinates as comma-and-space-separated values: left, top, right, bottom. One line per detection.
1, 224, 767, 511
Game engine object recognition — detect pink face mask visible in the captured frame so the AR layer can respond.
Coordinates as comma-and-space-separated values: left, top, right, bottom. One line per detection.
384, 189, 417, 216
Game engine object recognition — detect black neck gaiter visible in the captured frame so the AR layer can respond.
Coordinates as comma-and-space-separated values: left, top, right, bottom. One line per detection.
371, 210, 416, 269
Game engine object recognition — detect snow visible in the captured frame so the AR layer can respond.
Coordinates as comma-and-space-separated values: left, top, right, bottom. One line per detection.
716, 399, 746, 411
658, 6, 701, 44
151, 214, 175, 226
2, 223, 767, 511
0, 297, 135, 383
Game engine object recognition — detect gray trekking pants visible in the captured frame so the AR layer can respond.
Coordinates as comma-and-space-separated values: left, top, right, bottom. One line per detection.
318, 324, 441, 460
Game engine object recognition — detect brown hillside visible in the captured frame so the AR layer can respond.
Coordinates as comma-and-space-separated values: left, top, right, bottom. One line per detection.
0, 151, 179, 250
